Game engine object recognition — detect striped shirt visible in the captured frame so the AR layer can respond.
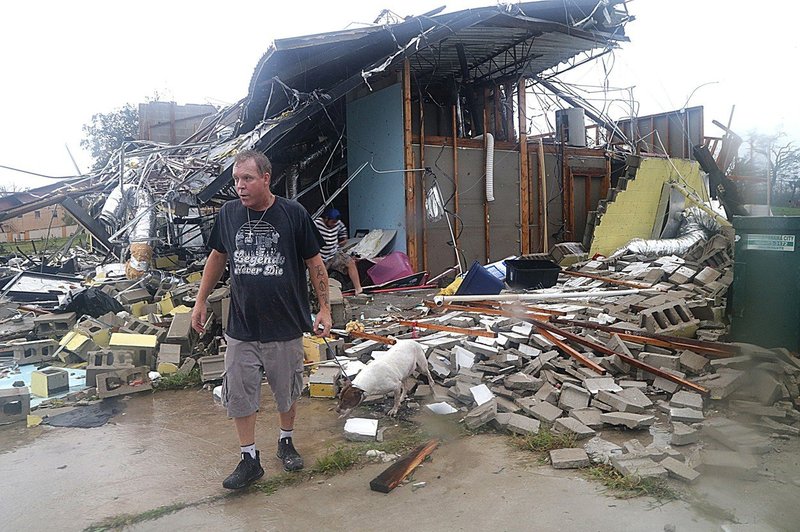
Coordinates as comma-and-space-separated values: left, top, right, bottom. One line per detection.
314, 218, 348, 262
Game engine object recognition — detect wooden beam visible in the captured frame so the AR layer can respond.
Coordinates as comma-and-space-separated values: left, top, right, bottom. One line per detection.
452, 106, 461, 255
349, 330, 397, 346
538, 138, 548, 252
518, 78, 530, 255
370, 439, 439, 493
601, 153, 611, 200
537, 329, 606, 375
402, 59, 418, 271
420, 95, 428, 273
561, 269, 653, 289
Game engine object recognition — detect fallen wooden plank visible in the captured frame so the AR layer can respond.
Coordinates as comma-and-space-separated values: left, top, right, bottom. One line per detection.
528, 318, 709, 395
552, 318, 735, 357
537, 329, 606, 375
369, 439, 439, 493
349, 331, 397, 345
561, 269, 654, 289
398, 320, 496, 338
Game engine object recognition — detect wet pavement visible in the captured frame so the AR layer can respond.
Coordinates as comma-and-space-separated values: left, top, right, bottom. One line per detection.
2, 388, 800, 531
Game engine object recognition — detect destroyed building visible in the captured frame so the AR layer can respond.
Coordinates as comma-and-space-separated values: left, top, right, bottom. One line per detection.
2, 3, 800, 529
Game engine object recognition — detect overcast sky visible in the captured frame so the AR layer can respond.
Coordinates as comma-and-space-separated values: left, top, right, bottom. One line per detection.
1, 0, 797, 191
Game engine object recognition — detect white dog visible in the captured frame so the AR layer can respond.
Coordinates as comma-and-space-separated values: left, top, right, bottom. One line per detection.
335, 340, 433, 417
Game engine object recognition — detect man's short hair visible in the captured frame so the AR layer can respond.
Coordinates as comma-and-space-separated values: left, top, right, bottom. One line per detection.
234, 149, 272, 176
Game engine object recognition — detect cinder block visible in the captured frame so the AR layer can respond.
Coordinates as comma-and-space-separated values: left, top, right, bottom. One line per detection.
109, 333, 158, 368
85, 350, 136, 387
118, 288, 152, 305
158, 343, 182, 365
550, 448, 590, 469
198, 354, 225, 382
31, 367, 70, 398
638, 300, 699, 338
33, 312, 77, 338
59, 332, 98, 362
124, 317, 167, 341
303, 336, 343, 364
75, 316, 112, 347
165, 312, 195, 355
0, 387, 31, 425
0, 339, 58, 365
558, 382, 591, 411
96, 366, 152, 398
309, 366, 340, 398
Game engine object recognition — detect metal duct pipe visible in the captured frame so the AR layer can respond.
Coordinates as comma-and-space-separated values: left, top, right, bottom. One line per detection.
610, 206, 722, 258
128, 188, 155, 243
99, 184, 133, 230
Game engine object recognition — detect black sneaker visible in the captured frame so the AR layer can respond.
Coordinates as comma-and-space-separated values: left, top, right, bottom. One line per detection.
222, 451, 264, 490
277, 437, 304, 471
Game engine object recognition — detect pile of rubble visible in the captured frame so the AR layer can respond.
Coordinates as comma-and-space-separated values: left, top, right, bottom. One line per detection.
328, 234, 800, 485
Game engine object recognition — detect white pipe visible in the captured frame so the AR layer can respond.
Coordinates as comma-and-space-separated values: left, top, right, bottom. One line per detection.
485, 132, 495, 202
434, 288, 657, 306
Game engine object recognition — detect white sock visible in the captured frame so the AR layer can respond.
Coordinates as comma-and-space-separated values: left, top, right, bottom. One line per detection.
241, 443, 256, 459
279, 428, 293, 440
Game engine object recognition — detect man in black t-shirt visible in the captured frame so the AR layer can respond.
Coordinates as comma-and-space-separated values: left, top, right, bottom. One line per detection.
191, 149, 332, 490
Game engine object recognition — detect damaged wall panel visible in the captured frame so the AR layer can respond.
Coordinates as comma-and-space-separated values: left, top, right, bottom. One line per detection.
413, 143, 519, 276
346, 82, 407, 250
589, 158, 709, 256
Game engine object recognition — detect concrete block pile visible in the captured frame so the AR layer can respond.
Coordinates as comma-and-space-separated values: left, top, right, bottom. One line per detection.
337, 239, 800, 483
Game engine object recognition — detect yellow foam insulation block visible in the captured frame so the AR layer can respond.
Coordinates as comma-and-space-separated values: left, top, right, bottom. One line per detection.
155, 255, 180, 269
159, 294, 175, 315
169, 305, 193, 315
157, 362, 179, 375
130, 301, 147, 317
186, 272, 203, 283
109, 333, 158, 348
590, 158, 708, 257
303, 335, 326, 364
59, 331, 77, 347
64, 333, 91, 352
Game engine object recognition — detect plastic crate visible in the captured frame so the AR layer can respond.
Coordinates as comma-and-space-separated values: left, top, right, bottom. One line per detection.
504, 259, 560, 289
455, 261, 504, 295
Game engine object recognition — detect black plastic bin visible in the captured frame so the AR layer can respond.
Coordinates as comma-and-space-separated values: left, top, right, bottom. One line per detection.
504, 259, 561, 289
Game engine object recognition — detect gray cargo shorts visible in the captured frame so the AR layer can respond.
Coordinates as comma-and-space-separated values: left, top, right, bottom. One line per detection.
221, 335, 304, 417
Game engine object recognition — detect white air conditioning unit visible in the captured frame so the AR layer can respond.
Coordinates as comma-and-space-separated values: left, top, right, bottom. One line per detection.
555, 108, 586, 147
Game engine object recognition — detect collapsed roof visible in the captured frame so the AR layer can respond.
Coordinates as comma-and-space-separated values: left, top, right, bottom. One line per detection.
0, 1, 630, 255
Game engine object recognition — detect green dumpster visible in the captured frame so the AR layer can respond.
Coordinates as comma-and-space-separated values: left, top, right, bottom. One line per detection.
731, 216, 800, 351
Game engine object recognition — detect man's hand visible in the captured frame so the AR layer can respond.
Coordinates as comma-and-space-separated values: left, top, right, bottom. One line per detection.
191, 302, 208, 334
313, 309, 332, 337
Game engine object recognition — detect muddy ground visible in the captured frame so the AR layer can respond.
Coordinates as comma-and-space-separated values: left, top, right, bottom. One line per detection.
1, 385, 799, 532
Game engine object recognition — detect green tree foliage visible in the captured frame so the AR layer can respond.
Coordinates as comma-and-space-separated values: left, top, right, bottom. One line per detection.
80, 104, 139, 172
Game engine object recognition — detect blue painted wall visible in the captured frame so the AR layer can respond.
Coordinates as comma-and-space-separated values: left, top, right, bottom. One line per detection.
346, 82, 406, 252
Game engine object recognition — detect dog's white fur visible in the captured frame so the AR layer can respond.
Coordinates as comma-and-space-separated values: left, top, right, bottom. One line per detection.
350, 339, 433, 416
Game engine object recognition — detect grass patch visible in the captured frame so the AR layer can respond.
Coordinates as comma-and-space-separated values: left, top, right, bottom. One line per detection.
86, 422, 428, 528
585, 464, 678, 501
511, 428, 578, 453
311, 446, 362, 474
153, 368, 202, 391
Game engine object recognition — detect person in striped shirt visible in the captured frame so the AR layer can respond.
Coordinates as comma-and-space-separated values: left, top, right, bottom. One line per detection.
314, 208, 363, 295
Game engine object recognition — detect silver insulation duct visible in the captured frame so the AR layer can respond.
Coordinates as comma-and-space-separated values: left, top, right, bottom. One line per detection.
99, 184, 155, 244
611, 206, 721, 258
129, 188, 155, 243
99, 184, 133, 230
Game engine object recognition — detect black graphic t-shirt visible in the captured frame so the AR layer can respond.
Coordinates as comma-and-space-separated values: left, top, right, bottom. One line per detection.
208, 196, 321, 342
